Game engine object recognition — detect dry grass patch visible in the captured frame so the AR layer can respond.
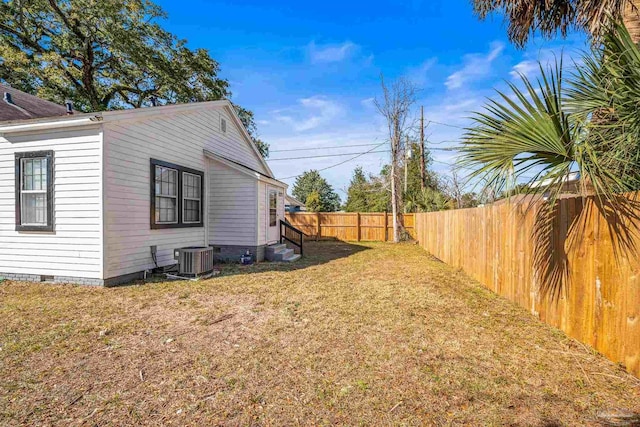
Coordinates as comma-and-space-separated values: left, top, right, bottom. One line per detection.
1, 241, 639, 426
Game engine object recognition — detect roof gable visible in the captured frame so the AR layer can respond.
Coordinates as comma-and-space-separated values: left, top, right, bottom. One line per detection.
218, 103, 274, 178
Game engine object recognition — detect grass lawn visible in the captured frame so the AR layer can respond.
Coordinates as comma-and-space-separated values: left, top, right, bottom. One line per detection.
1, 241, 639, 425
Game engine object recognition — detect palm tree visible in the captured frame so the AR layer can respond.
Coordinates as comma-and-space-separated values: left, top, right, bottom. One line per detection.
459, 23, 640, 203
459, 24, 640, 302
473, 0, 640, 46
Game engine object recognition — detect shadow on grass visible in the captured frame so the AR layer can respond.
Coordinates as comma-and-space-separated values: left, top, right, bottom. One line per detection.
212, 240, 371, 279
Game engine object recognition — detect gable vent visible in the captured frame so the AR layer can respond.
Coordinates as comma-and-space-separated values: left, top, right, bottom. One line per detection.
220, 117, 227, 133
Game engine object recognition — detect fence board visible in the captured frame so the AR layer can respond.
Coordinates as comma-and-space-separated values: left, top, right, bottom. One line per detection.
414, 196, 640, 378
285, 212, 416, 242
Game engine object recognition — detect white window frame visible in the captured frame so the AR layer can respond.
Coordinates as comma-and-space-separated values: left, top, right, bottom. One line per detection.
182, 172, 202, 224
154, 165, 179, 225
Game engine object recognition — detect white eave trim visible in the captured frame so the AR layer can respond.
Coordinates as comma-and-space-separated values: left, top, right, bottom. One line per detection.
204, 149, 287, 188
0, 100, 232, 135
0, 116, 101, 135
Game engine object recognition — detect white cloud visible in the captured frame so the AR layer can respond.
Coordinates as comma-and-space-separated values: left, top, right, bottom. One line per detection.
510, 60, 539, 79
445, 41, 504, 90
308, 41, 359, 63
360, 97, 375, 108
509, 48, 567, 80
405, 58, 437, 86
273, 95, 343, 132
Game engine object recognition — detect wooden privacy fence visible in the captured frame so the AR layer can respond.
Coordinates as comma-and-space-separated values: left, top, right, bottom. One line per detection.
414, 196, 640, 378
285, 212, 416, 241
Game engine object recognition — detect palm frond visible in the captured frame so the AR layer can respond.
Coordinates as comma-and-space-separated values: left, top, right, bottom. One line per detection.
459, 59, 577, 203
472, 0, 633, 47
567, 21, 640, 194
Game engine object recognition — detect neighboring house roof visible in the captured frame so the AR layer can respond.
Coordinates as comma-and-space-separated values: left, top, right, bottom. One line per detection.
285, 194, 305, 207
529, 171, 580, 189
0, 84, 68, 121
0, 98, 275, 178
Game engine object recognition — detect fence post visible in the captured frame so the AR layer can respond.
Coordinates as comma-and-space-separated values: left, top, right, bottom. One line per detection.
316, 212, 321, 241
357, 212, 361, 242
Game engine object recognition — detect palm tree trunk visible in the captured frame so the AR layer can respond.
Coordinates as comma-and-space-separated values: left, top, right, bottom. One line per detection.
623, 0, 640, 44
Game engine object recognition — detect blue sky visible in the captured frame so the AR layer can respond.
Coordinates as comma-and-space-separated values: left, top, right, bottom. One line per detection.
155, 0, 587, 199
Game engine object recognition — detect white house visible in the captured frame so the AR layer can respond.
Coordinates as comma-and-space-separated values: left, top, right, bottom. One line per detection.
0, 90, 291, 286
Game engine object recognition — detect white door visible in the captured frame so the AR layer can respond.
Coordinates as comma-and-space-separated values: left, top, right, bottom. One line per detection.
267, 187, 279, 244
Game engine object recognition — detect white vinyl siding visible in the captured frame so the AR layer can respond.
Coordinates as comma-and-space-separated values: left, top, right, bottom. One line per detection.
257, 182, 266, 245
104, 104, 265, 278
103, 114, 208, 279
208, 159, 257, 246
0, 102, 277, 282
0, 127, 104, 279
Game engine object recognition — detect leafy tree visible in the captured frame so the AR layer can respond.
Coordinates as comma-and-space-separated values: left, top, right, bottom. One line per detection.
473, 0, 640, 47
367, 167, 392, 212
405, 188, 451, 213
457, 192, 480, 209
403, 142, 441, 205
305, 191, 322, 212
292, 170, 341, 212
345, 167, 371, 212
0, 0, 269, 157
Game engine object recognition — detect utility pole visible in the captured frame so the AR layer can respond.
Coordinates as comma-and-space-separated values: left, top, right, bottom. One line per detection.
420, 106, 426, 190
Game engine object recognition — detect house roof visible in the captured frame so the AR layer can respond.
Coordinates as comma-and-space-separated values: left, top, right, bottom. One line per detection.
285, 194, 305, 207
0, 98, 275, 178
529, 171, 580, 189
0, 84, 68, 121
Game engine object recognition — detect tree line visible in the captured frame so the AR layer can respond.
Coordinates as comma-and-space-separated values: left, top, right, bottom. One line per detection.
0, 0, 269, 157
290, 145, 482, 215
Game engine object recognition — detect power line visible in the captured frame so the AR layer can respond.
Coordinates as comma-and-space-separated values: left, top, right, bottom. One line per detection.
270, 145, 457, 162
270, 150, 390, 161
277, 142, 387, 180
270, 143, 381, 153
427, 120, 467, 130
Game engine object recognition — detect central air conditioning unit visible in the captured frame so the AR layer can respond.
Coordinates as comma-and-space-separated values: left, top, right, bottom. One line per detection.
173, 246, 214, 277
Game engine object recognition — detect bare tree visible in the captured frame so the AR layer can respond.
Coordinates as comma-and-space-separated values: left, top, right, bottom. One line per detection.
446, 169, 464, 208
375, 75, 418, 242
